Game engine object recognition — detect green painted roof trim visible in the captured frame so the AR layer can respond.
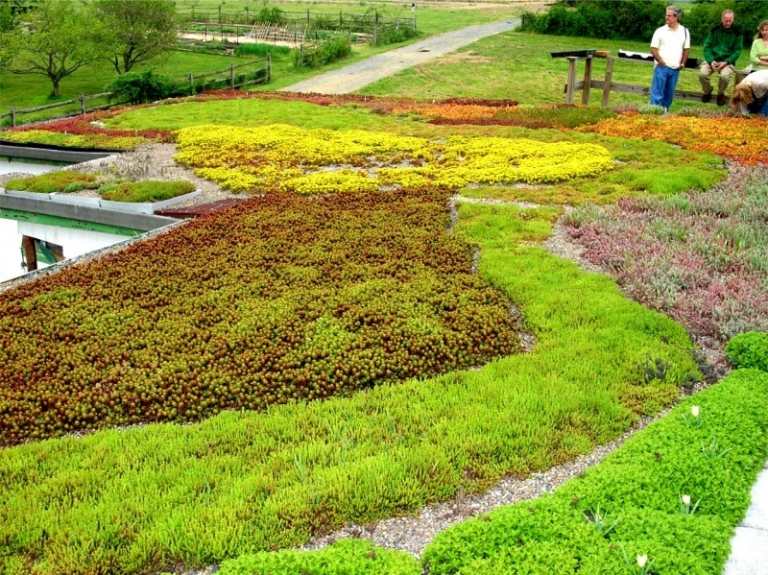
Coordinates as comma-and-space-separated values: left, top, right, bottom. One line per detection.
0, 208, 140, 237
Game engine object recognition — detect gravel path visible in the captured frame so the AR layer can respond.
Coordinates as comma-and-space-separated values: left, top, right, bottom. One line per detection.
282, 18, 520, 94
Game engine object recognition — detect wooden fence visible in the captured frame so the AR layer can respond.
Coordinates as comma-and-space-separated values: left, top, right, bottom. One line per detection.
177, 8, 416, 45
0, 58, 271, 128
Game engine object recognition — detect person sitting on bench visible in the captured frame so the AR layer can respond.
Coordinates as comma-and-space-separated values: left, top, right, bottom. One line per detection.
699, 9, 742, 106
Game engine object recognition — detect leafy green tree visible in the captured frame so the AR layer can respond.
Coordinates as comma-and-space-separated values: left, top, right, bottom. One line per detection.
92, 0, 177, 75
3, 0, 96, 97
0, 0, 35, 32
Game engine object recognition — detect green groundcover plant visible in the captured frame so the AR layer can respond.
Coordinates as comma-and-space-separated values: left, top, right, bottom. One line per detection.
0, 203, 698, 574
423, 367, 768, 575
726, 332, 768, 372
98, 179, 196, 202
4, 171, 98, 194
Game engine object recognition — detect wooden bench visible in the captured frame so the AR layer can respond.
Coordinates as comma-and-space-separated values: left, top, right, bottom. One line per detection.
552, 50, 748, 107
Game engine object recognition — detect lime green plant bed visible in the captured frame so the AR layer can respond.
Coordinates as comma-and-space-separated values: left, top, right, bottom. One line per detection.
99, 179, 196, 202
4, 171, 97, 194
0, 202, 697, 575
4, 171, 196, 203
0, 129, 147, 151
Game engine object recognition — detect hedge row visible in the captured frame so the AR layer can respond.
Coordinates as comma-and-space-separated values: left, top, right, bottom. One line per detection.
522, 0, 766, 46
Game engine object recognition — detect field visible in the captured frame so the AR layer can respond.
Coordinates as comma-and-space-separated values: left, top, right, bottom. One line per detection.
0, 0, 524, 118
2, 7, 768, 575
362, 30, 754, 110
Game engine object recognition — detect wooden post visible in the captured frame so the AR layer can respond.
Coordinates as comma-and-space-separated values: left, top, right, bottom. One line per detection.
10, 106, 16, 127
565, 56, 577, 105
601, 56, 614, 108
21, 236, 37, 272
581, 56, 593, 105
230, 64, 235, 89
79, 94, 86, 115
188, 73, 194, 92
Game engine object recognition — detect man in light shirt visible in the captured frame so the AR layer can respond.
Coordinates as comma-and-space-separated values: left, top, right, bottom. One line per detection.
650, 6, 690, 112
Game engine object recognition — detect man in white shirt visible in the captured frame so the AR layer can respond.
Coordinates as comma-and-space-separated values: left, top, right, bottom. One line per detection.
649, 6, 690, 111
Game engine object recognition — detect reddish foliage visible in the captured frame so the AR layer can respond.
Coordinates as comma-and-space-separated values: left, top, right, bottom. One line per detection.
9, 110, 172, 140
0, 190, 521, 445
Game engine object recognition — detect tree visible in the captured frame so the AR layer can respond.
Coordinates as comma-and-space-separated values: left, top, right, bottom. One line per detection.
3, 0, 96, 97
0, 0, 35, 32
92, 0, 177, 75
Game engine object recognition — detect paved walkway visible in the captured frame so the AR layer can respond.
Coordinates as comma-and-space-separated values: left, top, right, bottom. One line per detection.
724, 463, 768, 575
282, 18, 520, 94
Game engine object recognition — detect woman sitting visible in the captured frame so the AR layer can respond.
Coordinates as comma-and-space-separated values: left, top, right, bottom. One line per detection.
731, 69, 768, 116
748, 20, 768, 72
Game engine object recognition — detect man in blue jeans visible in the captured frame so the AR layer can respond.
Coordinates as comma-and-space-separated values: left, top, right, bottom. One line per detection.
650, 6, 690, 112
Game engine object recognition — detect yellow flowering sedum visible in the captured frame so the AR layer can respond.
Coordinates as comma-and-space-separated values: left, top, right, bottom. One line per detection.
176, 125, 613, 194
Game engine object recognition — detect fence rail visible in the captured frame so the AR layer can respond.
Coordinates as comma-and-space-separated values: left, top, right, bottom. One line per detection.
0, 59, 270, 128
555, 52, 741, 107
177, 8, 416, 36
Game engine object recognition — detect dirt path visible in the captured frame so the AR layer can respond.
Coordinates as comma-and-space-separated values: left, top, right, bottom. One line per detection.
282, 18, 520, 94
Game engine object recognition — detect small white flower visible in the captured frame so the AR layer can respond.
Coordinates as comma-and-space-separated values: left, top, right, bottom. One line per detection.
681, 494, 691, 506
691, 405, 700, 418
637, 554, 648, 568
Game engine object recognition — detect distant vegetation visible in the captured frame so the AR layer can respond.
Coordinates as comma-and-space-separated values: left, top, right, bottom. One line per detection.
522, 0, 767, 46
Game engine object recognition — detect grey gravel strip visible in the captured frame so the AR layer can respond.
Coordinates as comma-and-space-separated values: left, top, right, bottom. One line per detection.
282, 18, 520, 94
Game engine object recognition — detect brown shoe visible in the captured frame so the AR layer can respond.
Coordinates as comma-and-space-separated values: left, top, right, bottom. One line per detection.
717, 94, 727, 106
702, 92, 712, 103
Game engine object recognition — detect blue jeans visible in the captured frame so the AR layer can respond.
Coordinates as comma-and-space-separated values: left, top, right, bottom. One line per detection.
761, 97, 768, 117
650, 65, 680, 110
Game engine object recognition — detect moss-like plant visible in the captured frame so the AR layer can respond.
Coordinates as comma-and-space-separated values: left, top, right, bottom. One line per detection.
4, 170, 98, 194
98, 179, 196, 203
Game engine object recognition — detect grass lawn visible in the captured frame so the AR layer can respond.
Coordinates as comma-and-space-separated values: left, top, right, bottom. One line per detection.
0, 1, 523, 121
362, 30, 754, 111
0, 51, 258, 122
176, 0, 524, 37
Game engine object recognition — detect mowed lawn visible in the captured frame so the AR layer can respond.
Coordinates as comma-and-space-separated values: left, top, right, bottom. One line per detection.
0, 51, 258, 116
0, 0, 525, 117
362, 30, 754, 110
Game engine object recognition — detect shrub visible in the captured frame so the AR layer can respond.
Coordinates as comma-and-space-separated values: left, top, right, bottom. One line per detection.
373, 23, 419, 46
726, 332, 768, 372
4, 170, 98, 194
98, 179, 196, 203
108, 70, 179, 104
255, 5, 285, 25
235, 42, 290, 58
218, 539, 418, 575
521, 0, 669, 43
292, 34, 351, 69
